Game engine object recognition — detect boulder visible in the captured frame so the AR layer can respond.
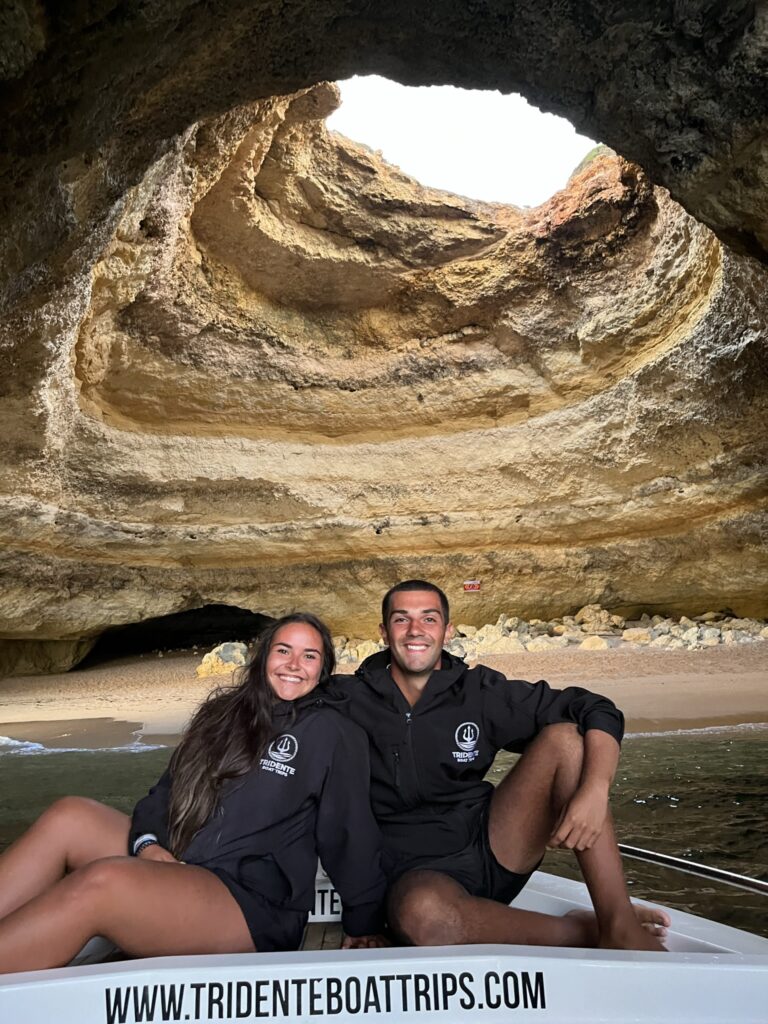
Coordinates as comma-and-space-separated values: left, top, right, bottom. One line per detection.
196, 641, 249, 677
475, 635, 526, 655
456, 624, 477, 638
352, 639, 382, 661
621, 627, 654, 645
578, 635, 609, 651
525, 635, 569, 652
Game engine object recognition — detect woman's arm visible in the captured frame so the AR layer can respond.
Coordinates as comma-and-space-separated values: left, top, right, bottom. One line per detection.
128, 767, 174, 856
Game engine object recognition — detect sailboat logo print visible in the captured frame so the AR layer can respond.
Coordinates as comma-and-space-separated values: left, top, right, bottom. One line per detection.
455, 722, 479, 752
268, 734, 299, 763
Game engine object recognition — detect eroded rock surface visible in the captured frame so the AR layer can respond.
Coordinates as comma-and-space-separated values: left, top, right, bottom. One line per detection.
0, 78, 765, 673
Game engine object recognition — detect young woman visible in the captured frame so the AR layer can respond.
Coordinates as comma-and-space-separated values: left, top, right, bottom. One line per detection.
0, 613, 387, 973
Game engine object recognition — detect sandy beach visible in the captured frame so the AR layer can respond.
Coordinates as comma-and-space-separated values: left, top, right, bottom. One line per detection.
0, 643, 766, 747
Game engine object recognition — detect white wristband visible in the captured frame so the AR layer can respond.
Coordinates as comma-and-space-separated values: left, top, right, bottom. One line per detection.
132, 833, 159, 855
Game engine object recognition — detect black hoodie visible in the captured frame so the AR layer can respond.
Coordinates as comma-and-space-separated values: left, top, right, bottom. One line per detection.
129, 687, 386, 936
330, 650, 625, 872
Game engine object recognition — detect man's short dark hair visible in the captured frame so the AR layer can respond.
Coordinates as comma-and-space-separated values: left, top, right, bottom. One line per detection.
381, 580, 450, 625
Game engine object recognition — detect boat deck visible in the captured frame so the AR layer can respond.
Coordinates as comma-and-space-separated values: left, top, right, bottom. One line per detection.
301, 922, 344, 950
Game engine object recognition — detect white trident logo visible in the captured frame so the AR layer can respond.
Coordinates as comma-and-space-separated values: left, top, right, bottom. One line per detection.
268, 734, 299, 763
455, 722, 479, 752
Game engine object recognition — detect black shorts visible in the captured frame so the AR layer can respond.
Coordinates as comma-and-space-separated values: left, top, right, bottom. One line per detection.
387, 803, 536, 906
208, 868, 307, 953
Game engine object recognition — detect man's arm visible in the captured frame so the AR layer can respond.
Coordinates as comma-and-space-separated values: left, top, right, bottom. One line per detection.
548, 728, 620, 851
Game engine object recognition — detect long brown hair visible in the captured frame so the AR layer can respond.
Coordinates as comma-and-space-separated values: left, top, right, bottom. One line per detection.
167, 612, 335, 856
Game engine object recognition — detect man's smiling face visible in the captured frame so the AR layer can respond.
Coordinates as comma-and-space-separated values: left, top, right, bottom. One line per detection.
380, 589, 452, 678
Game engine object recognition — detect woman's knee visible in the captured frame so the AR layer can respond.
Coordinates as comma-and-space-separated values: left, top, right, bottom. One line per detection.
40, 795, 104, 833
64, 857, 136, 911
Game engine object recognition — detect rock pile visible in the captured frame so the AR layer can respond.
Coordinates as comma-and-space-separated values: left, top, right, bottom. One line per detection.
331, 605, 768, 664
196, 606, 768, 674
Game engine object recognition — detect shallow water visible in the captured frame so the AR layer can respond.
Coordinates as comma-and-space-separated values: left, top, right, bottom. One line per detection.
1, 726, 766, 938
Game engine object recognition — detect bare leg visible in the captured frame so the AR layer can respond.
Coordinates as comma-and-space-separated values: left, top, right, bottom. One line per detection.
0, 857, 254, 974
389, 869, 601, 947
0, 797, 130, 921
488, 723, 666, 950
389, 725, 667, 949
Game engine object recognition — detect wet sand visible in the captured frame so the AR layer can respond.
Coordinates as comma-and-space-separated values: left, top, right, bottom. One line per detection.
0, 643, 766, 746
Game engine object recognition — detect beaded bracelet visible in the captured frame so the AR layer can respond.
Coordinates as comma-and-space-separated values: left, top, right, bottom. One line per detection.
134, 838, 159, 857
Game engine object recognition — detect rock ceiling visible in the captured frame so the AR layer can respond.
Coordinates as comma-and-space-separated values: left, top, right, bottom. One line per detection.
0, 3, 766, 671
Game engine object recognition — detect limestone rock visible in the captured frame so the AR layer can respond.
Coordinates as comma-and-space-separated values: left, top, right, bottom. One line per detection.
723, 630, 750, 645
622, 628, 654, 645
475, 625, 508, 644
525, 635, 569, 652
444, 639, 467, 659
196, 641, 249, 678
475, 635, 526, 655
351, 639, 381, 662
578, 635, 609, 651
724, 618, 763, 636
574, 605, 624, 634
699, 633, 721, 647
0, 638, 97, 677
0, 11, 767, 670
649, 635, 672, 649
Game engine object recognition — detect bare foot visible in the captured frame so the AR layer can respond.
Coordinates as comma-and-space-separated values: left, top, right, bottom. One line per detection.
598, 917, 667, 952
566, 905, 670, 948
632, 903, 671, 937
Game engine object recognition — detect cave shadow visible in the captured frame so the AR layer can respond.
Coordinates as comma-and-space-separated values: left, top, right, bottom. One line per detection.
79, 604, 274, 668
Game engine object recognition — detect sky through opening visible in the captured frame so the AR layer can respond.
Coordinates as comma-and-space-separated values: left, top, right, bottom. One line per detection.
327, 76, 598, 209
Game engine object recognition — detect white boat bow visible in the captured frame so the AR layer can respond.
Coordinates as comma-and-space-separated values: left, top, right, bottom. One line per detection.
1, 870, 766, 1023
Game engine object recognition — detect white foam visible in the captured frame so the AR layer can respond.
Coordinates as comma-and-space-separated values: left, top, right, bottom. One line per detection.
0, 735, 168, 757
0, 735, 45, 754
626, 721, 768, 739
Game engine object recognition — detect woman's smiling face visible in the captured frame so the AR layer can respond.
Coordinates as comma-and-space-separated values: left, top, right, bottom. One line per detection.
265, 622, 324, 701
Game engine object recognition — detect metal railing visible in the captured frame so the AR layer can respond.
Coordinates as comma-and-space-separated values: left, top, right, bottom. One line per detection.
618, 844, 768, 897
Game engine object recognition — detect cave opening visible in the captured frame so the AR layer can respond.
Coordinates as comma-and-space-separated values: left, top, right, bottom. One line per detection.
327, 75, 599, 208
80, 604, 274, 667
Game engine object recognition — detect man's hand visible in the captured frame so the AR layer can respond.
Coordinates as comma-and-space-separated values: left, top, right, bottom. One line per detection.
137, 844, 179, 863
548, 781, 609, 851
341, 933, 391, 949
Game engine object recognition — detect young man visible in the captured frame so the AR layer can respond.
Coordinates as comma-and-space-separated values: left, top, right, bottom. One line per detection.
333, 579, 668, 949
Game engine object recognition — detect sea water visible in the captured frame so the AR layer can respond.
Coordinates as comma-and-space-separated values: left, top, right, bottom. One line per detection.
1, 725, 766, 937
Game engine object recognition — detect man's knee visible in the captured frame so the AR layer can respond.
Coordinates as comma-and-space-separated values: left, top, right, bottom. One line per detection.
536, 723, 584, 765
388, 872, 466, 946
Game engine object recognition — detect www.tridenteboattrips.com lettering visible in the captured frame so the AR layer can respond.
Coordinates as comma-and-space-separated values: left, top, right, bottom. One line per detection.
105, 969, 546, 1022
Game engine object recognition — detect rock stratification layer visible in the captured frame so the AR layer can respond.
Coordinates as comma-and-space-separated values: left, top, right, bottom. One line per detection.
2, 1, 768, 672
0, 79, 765, 671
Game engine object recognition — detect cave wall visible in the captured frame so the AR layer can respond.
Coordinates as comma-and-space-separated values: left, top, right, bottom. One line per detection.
0, 3, 766, 669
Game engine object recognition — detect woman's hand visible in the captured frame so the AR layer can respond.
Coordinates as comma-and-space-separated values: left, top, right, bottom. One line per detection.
137, 844, 179, 863
548, 782, 609, 851
341, 933, 391, 949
